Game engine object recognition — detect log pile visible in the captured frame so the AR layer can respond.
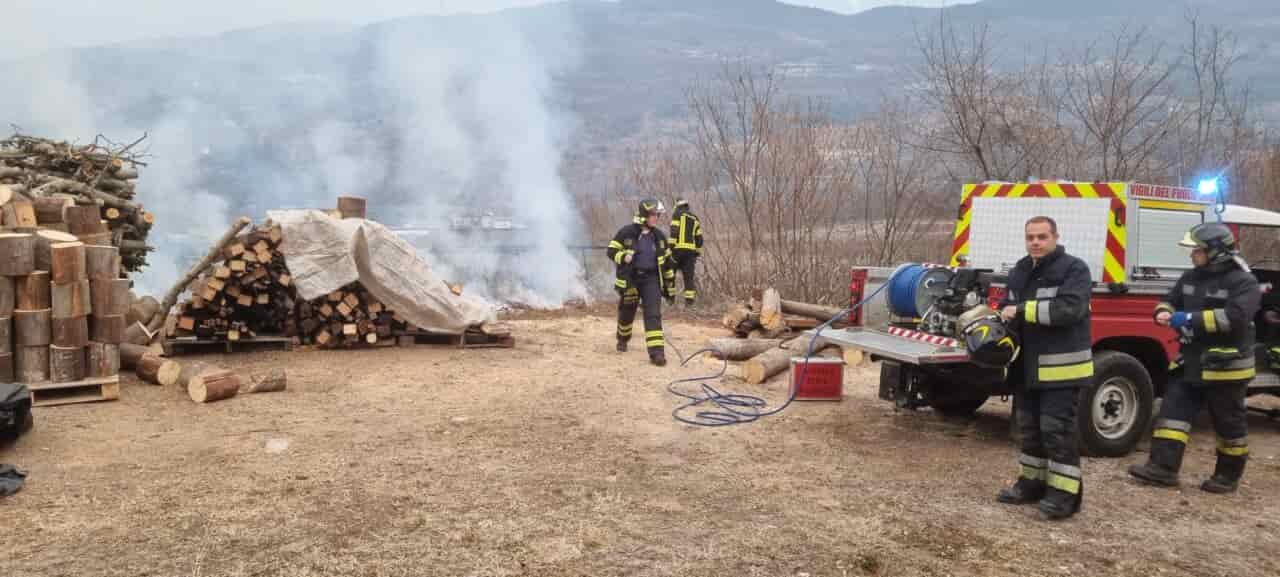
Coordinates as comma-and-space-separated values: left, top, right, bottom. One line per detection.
297, 282, 404, 348
0, 232, 122, 384
166, 222, 298, 341
0, 133, 154, 272
707, 288, 857, 385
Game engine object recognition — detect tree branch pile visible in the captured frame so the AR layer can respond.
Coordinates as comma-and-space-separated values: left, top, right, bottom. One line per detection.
0, 132, 154, 272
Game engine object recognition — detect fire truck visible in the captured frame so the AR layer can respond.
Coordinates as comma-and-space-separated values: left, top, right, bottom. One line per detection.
823, 181, 1280, 457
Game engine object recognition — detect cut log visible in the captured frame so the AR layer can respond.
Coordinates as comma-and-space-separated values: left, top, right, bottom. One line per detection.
76, 232, 113, 247
90, 314, 126, 344
175, 360, 211, 388
781, 300, 848, 324
0, 277, 12, 316
126, 295, 161, 326
50, 241, 87, 284
15, 272, 50, 310
0, 233, 36, 276
760, 288, 786, 337
742, 336, 836, 385
64, 205, 107, 236
49, 345, 84, 383
90, 278, 131, 316
32, 196, 75, 224
33, 229, 79, 271
135, 353, 181, 386
147, 216, 252, 335
118, 343, 154, 369
704, 338, 784, 361
52, 279, 91, 318
124, 320, 155, 346
86, 342, 120, 377
0, 184, 13, 205
244, 368, 287, 394
51, 316, 89, 348
15, 346, 49, 383
84, 245, 121, 280
337, 196, 367, 219
1, 200, 37, 229
14, 308, 51, 346
0, 316, 9, 354
0, 352, 11, 382
188, 370, 240, 403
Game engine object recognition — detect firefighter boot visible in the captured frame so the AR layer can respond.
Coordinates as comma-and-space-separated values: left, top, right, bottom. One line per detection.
617, 340, 628, 353
1201, 453, 1247, 494
1128, 437, 1185, 487
650, 349, 667, 367
1038, 483, 1082, 520
996, 478, 1046, 505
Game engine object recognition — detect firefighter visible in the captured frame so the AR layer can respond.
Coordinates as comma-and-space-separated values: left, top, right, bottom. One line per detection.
996, 216, 1092, 520
607, 198, 678, 366
1129, 223, 1261, 493
669, 198, 704, 307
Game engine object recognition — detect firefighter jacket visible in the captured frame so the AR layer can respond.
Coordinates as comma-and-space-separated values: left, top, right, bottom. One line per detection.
1154, 262, 1260, 386
1001, 246, 1094, 390
607, 223, 677, 298
669, 206, 704, 258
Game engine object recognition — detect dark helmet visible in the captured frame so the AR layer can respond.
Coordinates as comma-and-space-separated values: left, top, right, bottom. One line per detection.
1179, 222, 1237, 265
962, 315, 1020, 369
636, 198, 665, 220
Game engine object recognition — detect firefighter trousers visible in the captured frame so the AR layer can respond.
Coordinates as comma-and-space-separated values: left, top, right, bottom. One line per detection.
1149, 379, 1248, 471
675, 252, 698, 304
1016, 387, 1082, 496
617, 271, 665, 354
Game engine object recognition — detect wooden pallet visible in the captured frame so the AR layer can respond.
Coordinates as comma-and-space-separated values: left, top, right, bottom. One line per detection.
27, 375, 121, 407
396, 330, 515, 349
162, 334, 295, 356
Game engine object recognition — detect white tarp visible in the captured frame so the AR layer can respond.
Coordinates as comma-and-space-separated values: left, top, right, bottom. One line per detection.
267, 209, 495, 333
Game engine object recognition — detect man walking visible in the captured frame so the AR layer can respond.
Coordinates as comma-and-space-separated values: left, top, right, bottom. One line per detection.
996, 216, 1093, 520
607, 198, 678, 366
1130, 223, 1261, 493
669, 198, 704, 307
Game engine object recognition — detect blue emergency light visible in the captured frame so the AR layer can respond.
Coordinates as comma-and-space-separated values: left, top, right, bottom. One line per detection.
1197, 177, 1220, 196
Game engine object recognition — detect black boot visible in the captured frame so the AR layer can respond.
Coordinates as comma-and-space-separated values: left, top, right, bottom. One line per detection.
650, 350, 667, 366
996, 477, 1046, 505
1201, 453, 1247, 494
617, 340, 628, 353
1128, 437, 1185, 487
1039, 484, 1082, 520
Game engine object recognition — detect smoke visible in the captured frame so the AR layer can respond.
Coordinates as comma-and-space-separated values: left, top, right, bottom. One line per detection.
0, 5, 586, 307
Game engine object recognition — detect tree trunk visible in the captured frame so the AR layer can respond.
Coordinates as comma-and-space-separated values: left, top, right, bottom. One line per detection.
742, 337, 835, 385
704, 338, 784, 361
244, 368, 287, 394
84, 245, 121, 279
126, 296, 161, 326
86, 342, 120, 377
1, 200, 36, 229
51, 316, 89, 348
52, 279, 91, 318
147, 217, 252, 335
49, 345, 84, 383
188, 370, 240, 403
135, 353, 180, 386
781, 300, 847, 323
760, 288, 786, 337
14, 308, 51, 346
33, 230, 78, 271
337, 196, 367, 219
118, 342, 155, 369
64, 205, 106, 236
32, 196, 74, 224
15, 346, 49, 383
0, 233, 35, 276
50, 241, 86, 284
90, 279, 131, 317
15, 272, 51, 310
123, 321, 155, 346
91, 315, 127, 344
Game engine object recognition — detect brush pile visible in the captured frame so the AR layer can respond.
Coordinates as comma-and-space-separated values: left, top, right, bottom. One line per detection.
0, 132, 154, 272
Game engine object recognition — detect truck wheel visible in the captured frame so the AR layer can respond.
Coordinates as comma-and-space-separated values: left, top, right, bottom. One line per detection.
927, 396, 987, 418
1079, 351, 1153, 458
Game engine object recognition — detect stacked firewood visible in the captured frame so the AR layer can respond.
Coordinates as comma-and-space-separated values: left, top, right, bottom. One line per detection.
297, 282, 404, 348
0, 133, 154, 272
167, 223, 297, 340
709, 287, 857, 384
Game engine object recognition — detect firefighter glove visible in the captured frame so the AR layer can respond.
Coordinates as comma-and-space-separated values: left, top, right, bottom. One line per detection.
1170, 311, 1191, 328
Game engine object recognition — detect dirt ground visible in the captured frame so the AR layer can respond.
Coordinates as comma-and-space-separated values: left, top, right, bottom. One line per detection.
4, 311, 1280, 577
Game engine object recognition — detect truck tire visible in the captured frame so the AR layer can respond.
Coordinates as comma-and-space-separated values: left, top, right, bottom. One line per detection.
1079, 351, 1153, 458
925, 393, 987, 417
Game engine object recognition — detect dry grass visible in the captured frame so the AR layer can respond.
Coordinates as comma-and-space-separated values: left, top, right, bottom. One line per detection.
4, 313, 1280, 576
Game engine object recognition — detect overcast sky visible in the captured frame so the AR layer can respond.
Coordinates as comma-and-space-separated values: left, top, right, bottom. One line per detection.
2, 0, 964, 59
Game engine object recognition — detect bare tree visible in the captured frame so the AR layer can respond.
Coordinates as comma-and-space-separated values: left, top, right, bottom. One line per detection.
1180, 12, 1254, 185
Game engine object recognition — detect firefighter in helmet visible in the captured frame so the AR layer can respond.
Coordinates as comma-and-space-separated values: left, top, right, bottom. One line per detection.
996, 216, 1093, 520
1130, 223, 1261, 493
607, 198, 678, 366
669, 198, 704, 307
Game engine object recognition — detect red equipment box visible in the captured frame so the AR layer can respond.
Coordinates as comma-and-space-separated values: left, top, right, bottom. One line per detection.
789, 357, 844, 401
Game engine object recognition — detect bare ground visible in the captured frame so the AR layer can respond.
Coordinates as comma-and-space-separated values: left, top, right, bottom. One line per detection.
3, 312, 1280, 577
